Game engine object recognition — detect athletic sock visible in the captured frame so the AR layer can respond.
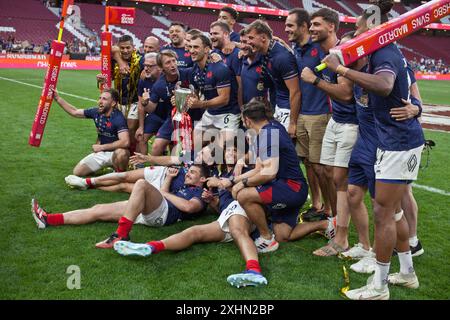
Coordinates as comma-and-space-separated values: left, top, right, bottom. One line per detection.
116, 216, 133, 238
398, 251, 415, 274
146, 240, 165, 253
85, 178, 95, 187
409, 236, 418, 247
246, 259, 262, 274
374, 260, 390, 289
46, 213, 64, 226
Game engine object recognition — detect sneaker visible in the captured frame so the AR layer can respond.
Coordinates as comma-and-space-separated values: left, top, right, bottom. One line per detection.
254, 234, 279, 253
31, 198, 48, 229
65, 175, 88, 190
350, 255, 377, 274
341, 243, 373, 260
95, 233, 130, 249
388, 272, 419, 289
411, 240, 424, 257
393, 241, 424, 258
114, 241, 153, 257
324, 217, 337, 240
302, 207, 328, 222
227, 270, 268, 288
345, 275, 389, 300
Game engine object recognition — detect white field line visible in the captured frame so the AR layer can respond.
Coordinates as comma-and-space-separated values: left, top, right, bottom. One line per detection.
0, 76, 97, 102
412, 183, 450, 196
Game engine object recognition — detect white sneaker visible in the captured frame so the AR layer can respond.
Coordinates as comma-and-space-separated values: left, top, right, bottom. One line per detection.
350, 255, 377, 274
345, 275, 390, 300
65, 175, 88, 190
324, 217, 337, 240
341, 243, 373, 260
388, 272, 419, 289
254, 234, 279, 253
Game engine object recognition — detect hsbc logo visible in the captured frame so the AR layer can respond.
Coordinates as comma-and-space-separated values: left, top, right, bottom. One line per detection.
121, 14, 134, 25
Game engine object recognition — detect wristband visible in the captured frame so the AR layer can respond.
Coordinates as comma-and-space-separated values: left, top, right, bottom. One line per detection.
336, 64, 350, 77
313, 77, 321, 86
242, 177, 249, 188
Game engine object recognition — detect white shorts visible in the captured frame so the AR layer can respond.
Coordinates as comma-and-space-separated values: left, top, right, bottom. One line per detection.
143, 166, 168, 189
274, 106, 290, 131
134, 197, 169, 227
375, 145, 423, 181
320, 118, 359, 168
118, 102, 138, 120
217, 200, 249, 243
194, 111, 240, 131
79, 151, 114, 172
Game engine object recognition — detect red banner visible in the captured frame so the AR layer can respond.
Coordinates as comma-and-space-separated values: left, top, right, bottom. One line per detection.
108, 6, 136, 25
331, 0, 450, 66
29, 41, 65, 147
415, 72, 450, 80
100, 32, 112, 89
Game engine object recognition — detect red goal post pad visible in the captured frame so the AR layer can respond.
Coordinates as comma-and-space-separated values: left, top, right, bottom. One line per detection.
29, 40, 65, 147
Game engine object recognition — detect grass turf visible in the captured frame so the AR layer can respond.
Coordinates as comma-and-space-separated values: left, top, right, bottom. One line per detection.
0, 69, 449, 299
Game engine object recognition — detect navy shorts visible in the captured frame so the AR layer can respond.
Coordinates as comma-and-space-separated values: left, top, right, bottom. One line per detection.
348, 161, 376, 198
155, 118, 173, 141
144, 113, 166, 135
256, 178, 308, 228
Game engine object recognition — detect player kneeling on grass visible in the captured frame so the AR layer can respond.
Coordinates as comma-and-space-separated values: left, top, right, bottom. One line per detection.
113, 146, 258, 279
53, 88, 130, 176
32, 164, 209, 248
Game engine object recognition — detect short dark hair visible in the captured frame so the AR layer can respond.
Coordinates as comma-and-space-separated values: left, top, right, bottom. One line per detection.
118, 35, 133, 45
242, 99, 271, 122
191, 164, 210, 179
169, 21, 186, 31
187, 28, 202, 36
311, 8, 340, 32
102, 88, 119, 103
341, 30, 355, 40
288, 8, 311, 29
247, 20, 273, 39
239, 27, 248, 36
191, 34, 212, 49
220, 6, 238, 20
210, 21, 231, 34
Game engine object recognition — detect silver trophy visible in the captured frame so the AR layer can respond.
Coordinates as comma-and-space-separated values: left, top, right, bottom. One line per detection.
173, 82, 193, 122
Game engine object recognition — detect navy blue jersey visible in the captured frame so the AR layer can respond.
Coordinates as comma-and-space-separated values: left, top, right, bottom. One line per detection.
368, 44, 424, 151
218, 170, 234, 214
265, 42, 298, 109
230, 31, 240, 43
331, 98, 358, 124
350, 82, 378, 166
257, 120, 304, 181
162, 45, 193, 69
138, 77, 169, 120
84, 108, 128, 145
294, 40, 332, 115
240, 56, 272, 104
112, 60, 139, 105
190, 61, 240, 115
165, 185, 206, 225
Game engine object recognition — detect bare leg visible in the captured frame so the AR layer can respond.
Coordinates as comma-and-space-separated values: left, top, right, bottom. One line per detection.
63, 201, 128, 225
273, 222, 293, 242
112, 148, 130, 172
229, 215, 255, 262
123, 179, 164, 222
304, 160, 323, 210
237, 188, 271, 240
347, 184, 371, 250
151, 138, 170, 156
333, 167, 350, 249
73, 163, 94, 177
289, 220, 328, 241
313, 163, 335, 216
162, 221, 226, 251
402, 184, 418, 239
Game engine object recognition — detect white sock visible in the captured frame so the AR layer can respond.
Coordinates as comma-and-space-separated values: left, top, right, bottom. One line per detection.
374, 261, 390, 289
409, 236, 418, 247
398, 251, 415, 274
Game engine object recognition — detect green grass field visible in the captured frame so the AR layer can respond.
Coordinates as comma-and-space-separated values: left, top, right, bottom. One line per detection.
0, 69, 449, 300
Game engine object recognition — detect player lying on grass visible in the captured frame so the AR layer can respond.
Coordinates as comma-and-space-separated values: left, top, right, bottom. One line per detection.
64, 145, 216, 193
32, 164, 210, 249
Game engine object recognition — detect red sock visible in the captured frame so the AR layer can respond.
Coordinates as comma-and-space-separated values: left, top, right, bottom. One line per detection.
85, 178, 94, 188
46, 213, 64, 226
116, 216, 133, 238
246, 259, 262, 273
146, 241, 166, 254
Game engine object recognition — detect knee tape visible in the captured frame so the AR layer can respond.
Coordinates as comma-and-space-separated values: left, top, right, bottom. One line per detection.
394, 209, 404, 222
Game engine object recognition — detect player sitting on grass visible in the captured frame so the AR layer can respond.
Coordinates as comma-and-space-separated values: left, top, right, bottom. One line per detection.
53, 88, 130, 176
32, 164, 210, 249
